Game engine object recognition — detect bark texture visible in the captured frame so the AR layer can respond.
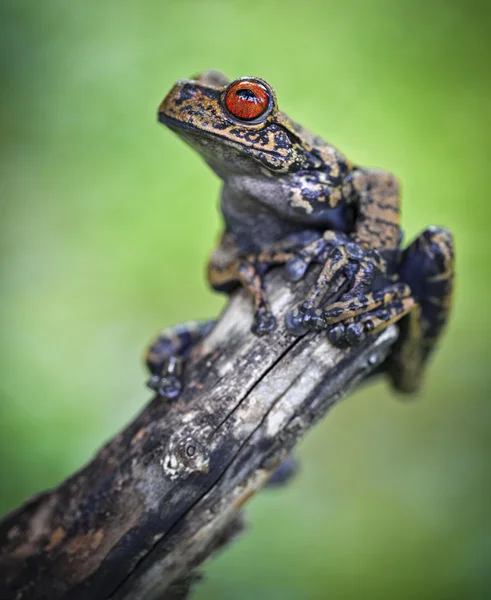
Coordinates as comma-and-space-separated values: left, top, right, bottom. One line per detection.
0, 266, 398, 600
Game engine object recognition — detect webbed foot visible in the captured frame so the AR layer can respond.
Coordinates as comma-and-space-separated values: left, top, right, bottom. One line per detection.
285, 235, 387, 338
145, 320, 215, 400
285, 305, 325, 336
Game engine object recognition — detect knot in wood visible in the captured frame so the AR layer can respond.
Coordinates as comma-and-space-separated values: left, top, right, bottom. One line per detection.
161, 431, 210, 480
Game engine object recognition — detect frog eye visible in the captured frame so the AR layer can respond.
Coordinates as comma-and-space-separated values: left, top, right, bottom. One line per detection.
224, 79, 271, 121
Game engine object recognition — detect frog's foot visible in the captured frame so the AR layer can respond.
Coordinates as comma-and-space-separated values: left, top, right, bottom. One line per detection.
324, 281, 412, 328
232, 262, 278, 335
208, 232, 323, 336
285, 238, 385, 336
209, 255, 277, 336
251, 307, 276, 335
145, 320, 215, 399
326, 291, 416, 347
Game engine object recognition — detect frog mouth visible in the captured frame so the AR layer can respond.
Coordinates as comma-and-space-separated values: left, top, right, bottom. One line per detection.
158, 112, 292, 165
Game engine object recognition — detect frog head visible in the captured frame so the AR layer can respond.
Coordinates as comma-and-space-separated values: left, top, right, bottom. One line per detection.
158, 71, 335, 178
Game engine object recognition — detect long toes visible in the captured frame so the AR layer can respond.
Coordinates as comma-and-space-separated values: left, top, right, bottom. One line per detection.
302, 308, 327, 332
345, 242, 365, 261
328, 323, 349, 346
323, 304, 346, 322
158, 376, 183, 399
345, 322, 366, 346
252, 311, 276, 336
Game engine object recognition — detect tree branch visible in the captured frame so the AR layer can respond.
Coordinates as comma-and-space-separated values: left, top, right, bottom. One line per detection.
0, 266, 398, 600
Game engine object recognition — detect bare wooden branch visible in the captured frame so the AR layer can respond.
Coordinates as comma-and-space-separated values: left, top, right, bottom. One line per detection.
0, 266, 398, 600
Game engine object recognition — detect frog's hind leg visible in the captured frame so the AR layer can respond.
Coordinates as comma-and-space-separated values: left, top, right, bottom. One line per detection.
386, 226, 455, 393
146, 320, 215, 399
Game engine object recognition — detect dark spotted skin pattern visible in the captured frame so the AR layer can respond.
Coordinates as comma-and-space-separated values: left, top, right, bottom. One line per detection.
146, 70, 455, 398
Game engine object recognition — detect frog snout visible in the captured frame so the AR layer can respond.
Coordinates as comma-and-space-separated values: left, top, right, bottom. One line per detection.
158, 81, 201, 123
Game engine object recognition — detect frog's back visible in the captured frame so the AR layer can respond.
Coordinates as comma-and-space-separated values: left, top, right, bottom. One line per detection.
287, 118, 353, 179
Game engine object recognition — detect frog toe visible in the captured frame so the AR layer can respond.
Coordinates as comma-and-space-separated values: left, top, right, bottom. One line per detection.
284, 256, 310, 282
327, 323, 349, 346
302, 307, 327, 332
286, 305, 329, 335
326, 321, 365, 347
345, 322, 366, 346
158, 376, 183, 400
147, 374, 183, 400
285, 307, 309, 336
252, 311, 276, 335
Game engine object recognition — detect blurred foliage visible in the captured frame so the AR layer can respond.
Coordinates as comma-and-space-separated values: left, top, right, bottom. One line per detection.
1, 1, 490, 598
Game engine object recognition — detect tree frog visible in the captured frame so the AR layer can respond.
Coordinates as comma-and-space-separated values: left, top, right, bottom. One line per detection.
146, 71, 454, 399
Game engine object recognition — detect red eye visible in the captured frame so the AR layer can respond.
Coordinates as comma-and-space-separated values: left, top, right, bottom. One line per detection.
224, 80, 270, 121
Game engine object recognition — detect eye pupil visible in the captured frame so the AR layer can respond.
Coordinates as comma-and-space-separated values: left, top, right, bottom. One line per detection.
236, 89, 257, 101
225, 79, 271, 121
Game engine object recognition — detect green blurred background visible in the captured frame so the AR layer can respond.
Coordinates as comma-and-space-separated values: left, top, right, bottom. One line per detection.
1, 1, 490, 598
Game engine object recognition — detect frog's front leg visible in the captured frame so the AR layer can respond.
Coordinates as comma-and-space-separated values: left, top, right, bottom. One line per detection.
208, 254, 276, 335
285, 233, 388, 335
208, 232, 310, 334
146, 320, 215, 399
327, 226, 455, 394
348, 168, 402, 249
286, 168, 402, 335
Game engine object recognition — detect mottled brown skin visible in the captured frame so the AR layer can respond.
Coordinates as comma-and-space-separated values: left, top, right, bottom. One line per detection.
147, 70, 455, 397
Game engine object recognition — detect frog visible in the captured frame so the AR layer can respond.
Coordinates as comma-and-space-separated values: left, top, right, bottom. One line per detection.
146, 70, 454, 400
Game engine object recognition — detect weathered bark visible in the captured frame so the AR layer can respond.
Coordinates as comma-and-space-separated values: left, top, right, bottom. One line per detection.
0, 266, 398, 600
